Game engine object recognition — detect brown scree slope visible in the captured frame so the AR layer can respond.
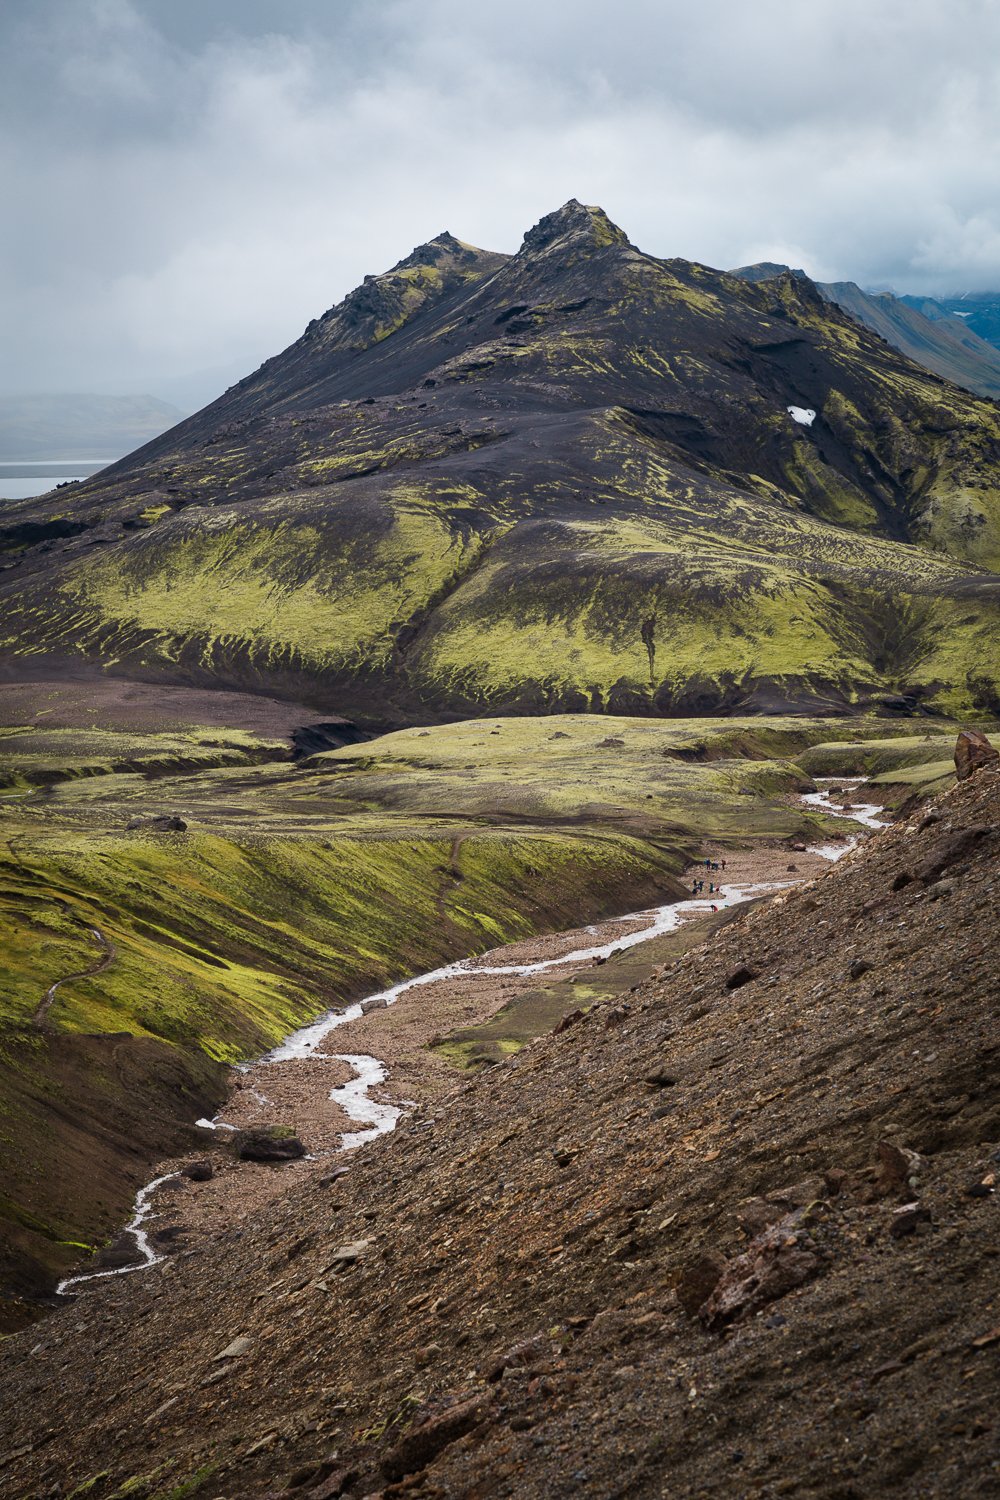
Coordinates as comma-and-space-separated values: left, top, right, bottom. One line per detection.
0, 768, 997, 1499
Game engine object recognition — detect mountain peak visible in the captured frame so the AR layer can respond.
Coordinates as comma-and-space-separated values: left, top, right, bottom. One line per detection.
520, 199, 631, 256
730, 261, 807, 283
393, 230, 502, 275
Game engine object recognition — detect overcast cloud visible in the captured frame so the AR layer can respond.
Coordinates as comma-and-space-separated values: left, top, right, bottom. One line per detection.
4, 0, 1000, 404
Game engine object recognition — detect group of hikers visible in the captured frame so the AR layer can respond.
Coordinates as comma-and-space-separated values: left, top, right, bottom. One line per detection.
691, 855, 727, 910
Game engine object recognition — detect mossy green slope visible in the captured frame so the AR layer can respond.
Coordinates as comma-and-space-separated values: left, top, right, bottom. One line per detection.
2, 202, 999, 719
0, 708, 697, 1320
0, 817, 681, 1319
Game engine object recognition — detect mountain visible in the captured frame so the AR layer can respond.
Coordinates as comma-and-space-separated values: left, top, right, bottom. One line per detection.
0, 393, 186, 462
733, 264, 1000, 400
822, 282, 1000, 399
901, 291, 1000, 352
2, 201, 1000, 722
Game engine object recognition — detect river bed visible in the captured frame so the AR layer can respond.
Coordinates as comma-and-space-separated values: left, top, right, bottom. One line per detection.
57, 780, 886, 1294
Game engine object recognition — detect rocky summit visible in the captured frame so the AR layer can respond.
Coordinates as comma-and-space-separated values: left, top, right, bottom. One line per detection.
2, 201, 1000, 723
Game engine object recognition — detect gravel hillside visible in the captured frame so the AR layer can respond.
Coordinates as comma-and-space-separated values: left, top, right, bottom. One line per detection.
1, 760, 996, 1498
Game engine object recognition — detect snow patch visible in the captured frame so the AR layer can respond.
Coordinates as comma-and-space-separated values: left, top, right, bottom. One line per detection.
787, 405, 816, 426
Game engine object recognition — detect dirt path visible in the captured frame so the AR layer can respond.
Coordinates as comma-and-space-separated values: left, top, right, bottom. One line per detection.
33, 921, 115, 1029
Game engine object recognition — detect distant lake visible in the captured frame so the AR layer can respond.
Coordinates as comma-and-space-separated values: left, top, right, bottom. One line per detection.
0, 460, 113, 500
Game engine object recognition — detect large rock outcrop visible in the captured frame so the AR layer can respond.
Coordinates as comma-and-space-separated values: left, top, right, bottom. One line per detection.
954, 727, 999, 779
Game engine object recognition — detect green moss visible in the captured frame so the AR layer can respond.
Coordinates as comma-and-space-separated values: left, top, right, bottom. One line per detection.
0, 725, 284, 791
151, 1465, 217, 1500
795, 734, 963, 780
47, 495, 482, 678
67, 1476, 111, 1499
136, 503, 171, 526
110, 1467, 175, 1499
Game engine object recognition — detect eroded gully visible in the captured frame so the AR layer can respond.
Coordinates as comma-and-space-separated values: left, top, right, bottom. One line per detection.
57, 778, 888, 1294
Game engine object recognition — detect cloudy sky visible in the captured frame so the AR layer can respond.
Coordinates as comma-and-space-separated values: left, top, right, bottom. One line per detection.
4, 0, 1000, 407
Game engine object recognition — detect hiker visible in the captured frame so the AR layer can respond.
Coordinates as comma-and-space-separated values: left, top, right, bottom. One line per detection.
711, 903, 719, 912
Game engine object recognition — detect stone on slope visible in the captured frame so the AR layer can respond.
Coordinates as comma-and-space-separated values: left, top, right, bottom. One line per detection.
382, 1392, 492, 1482
676, 1250, 728, 1317
700, 1211, 821, 1329
233, 1125, 306, 1162
955, 729, 999, 780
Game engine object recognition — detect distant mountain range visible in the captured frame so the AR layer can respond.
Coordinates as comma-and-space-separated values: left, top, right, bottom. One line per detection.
3, 202, 1000, 721
0, 393, 186, 462
899, 291, 1000, 353
732, 265, 1000, 400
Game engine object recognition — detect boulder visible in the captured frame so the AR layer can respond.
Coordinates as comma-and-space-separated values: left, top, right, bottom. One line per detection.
233, 1125, 306, 1162
955, 729, 999, 781
125, 813, 187, 832
319, 1165, 350, 1187
676, 1249, 727, 1317
644, 1066, 678, 1088
700, 1211, 820, 1329
725, 965, 758, 991
874, 1140, 923, 1196
181, 1159, 213, 1182
325, 1239, 370, 1270
214, 1335, 253, 1361
889, 1202, 931, 1238
382, 1393, 490, 1481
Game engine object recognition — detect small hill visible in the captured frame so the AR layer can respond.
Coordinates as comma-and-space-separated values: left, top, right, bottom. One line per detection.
0, 759, 996, 1498
2, 203, 1000, 722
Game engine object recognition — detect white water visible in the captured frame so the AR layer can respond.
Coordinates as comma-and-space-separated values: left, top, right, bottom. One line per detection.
266, 878, 780, 1067
802, 777, 890, 860
56, 1173, 180, 1293
332, 1054, 401, 1149
58, 779, 884, 1293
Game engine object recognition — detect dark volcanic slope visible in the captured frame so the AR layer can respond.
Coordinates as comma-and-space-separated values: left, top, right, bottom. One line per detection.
3, 202, 1000, 721
2, 766, 997, 1499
